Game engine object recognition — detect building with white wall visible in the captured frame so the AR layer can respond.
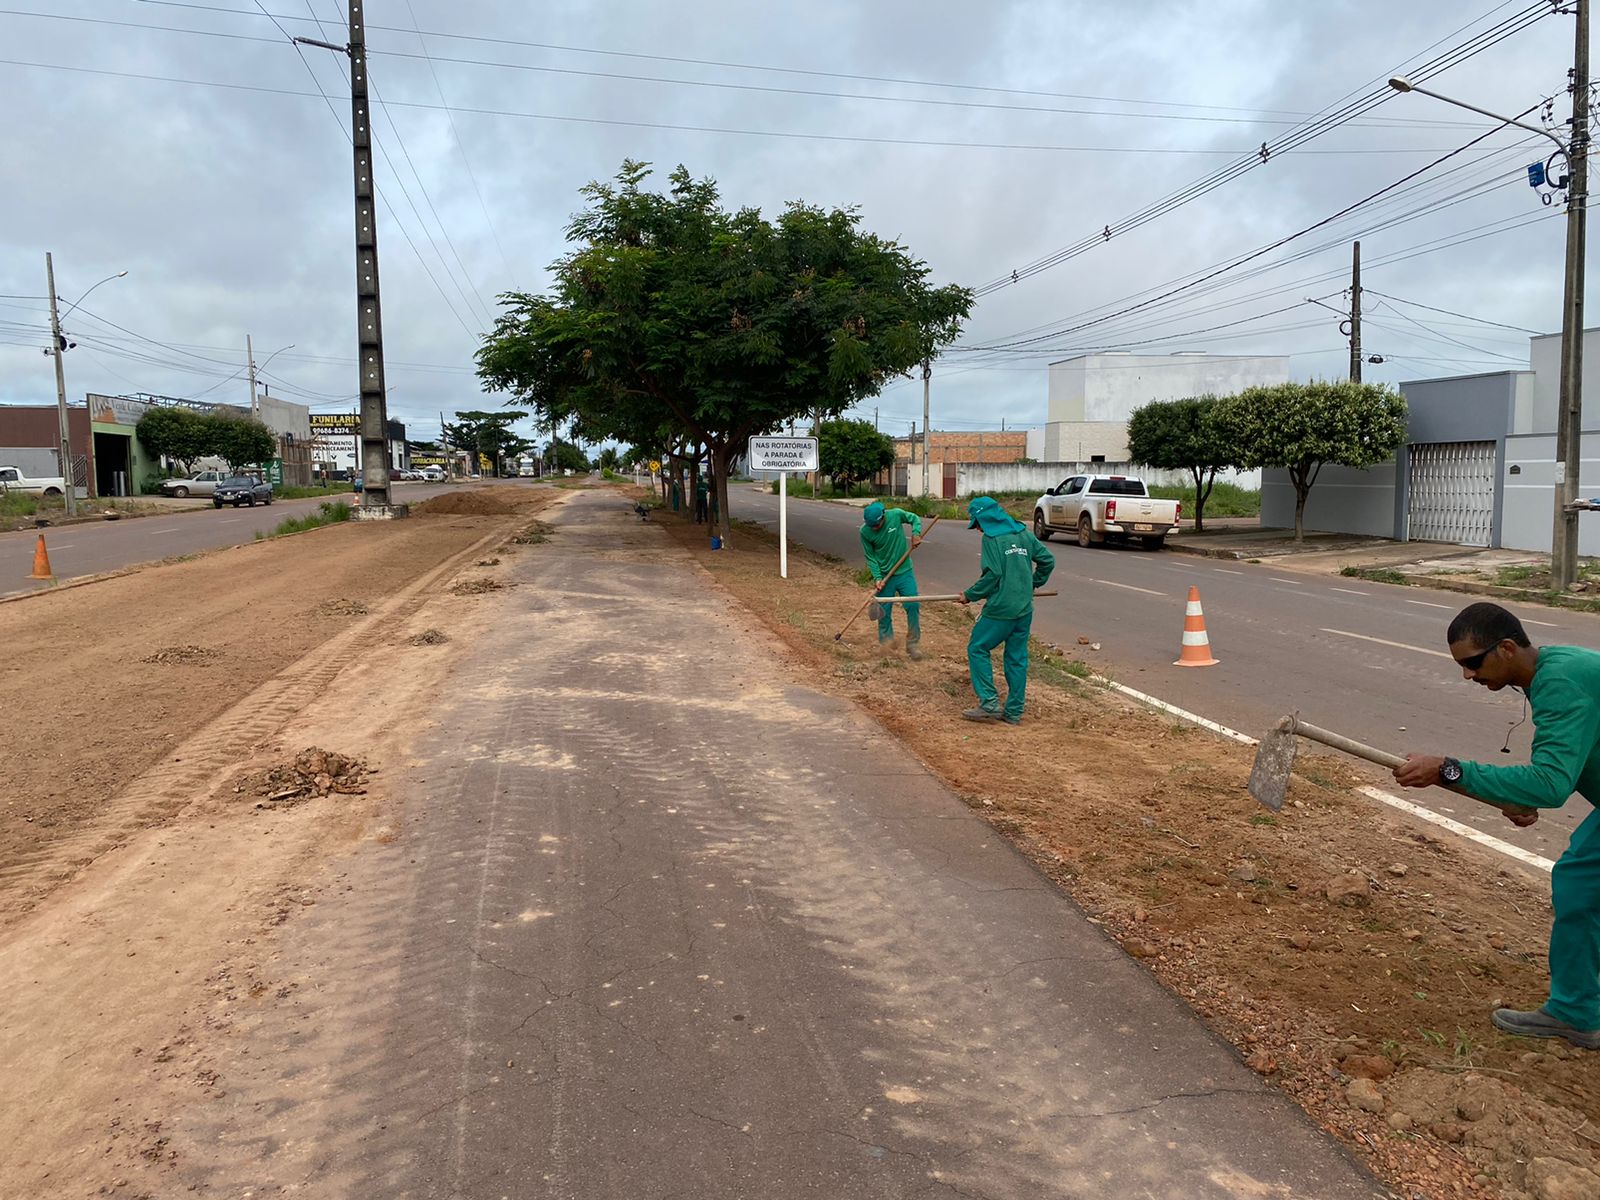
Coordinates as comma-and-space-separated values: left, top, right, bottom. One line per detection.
1036, 350, 1286, 481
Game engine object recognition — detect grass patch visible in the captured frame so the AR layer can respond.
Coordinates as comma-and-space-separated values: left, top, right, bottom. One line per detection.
255, 500, 351, 540
277, 484, 354, 500
1, 490, 42, 518
1147, 481, 1260, 519
1340, 566, 1410, 586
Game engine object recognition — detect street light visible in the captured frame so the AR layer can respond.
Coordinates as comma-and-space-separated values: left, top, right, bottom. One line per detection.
45, 256, 128, 516
1388, 50, 1587, 585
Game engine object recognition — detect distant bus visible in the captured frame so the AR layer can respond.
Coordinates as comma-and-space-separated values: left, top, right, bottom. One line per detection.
517, 455, 537, 477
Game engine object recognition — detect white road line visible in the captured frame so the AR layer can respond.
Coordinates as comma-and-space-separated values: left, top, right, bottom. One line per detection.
1320, 628, 1452, 658
50, 543, 74, 549
149, 526, 182, 534
1275, 587, 1307, 595
219, 519, 243, 524
1270, 577, 1300, 585
1405, 599, 1451, 610
1212, 568, 1244, 575
1330, 587, 1370, 596
1088, 578, 1166, 597
1098, 679, 1555, 873
1524, 618, 1560, 628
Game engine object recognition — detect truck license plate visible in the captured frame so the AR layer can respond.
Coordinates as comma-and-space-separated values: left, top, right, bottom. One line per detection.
1134, 523, 1154, 532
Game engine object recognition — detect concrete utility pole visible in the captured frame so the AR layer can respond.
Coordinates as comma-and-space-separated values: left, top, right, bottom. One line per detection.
246, 334, 260, 419
1553, 0, 1590, 588
921, 359, 931, 498
1391, 3, 1588, 584
1348, 242, 1362, 383
45, 253, 77, 517
294, 1, 401, 517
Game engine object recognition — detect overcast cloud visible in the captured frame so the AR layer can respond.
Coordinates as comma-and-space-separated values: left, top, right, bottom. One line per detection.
0, 1, 1583, 444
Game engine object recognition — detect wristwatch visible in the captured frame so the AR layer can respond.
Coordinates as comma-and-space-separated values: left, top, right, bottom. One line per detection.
1439, 757, 1464, 785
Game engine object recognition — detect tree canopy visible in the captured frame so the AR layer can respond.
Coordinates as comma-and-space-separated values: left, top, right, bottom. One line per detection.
136, 407, 276, 473
476, 160, 973, 544
1126, 395, 1238, 531
1218, 380, 1407, 541
818, 418, 895, 490
443, 410, 531, 472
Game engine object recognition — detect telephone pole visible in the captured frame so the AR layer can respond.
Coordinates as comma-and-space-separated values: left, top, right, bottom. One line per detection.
1348, 242, 1362, 383
1553, 0, 1590, 588
293, 1, 401, 517
45, 253, 77, 516
246, 334, 260, 419
921, 360, 932, 498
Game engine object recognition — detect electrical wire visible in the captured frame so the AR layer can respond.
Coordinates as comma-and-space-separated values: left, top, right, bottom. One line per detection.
1363, 288, 1546, 332
969, 1, 1555, 296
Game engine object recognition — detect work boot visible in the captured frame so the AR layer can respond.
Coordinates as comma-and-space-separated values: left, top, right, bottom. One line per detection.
879, 629, 894, 647
962, 707, 1001, 723
1002, 714, 1021, 726
1491, 1006, 1600, 1049
907, 639, 923, 661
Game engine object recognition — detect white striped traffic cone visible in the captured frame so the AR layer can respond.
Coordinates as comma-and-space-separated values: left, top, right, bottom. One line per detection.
1174, 585, 1219, 667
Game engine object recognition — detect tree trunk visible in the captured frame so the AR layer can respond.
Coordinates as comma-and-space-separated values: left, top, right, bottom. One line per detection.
1291, 465, 1308, 542
711, 442, 735, 547
1190, 467, 1206, 533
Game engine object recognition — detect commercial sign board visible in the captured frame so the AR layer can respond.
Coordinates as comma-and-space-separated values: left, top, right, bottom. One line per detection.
310, 412, 359, 463
87, 393, 153, 428
411, 454, 447, 467
746, 436, 818, 472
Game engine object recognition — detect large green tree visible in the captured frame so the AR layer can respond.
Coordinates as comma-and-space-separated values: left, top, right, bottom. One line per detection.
1218, 380, 1407, 542
443, 410, 531, 473
818, 418, 894, 491
477, 161, 972, 545
1126, 394, 1238, 532
210, 415, 278, 473
135, 406, 212, 474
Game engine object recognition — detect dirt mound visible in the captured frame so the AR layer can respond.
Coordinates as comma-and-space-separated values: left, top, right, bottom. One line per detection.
450, 578, 507, 596
315, 598, 368, 618
408, 628, 449, 645
141, 645, 215, 665
237, 747, 369, 808
414, 490, 521, 517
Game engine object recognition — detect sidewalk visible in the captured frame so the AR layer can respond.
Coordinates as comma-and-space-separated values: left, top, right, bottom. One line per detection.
170, 491, 1382, 1198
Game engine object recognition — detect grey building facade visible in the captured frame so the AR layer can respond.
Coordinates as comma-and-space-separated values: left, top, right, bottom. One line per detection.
1259, 327, 1600, 554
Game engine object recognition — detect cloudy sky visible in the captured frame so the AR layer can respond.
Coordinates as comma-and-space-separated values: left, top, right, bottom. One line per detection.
0, 1, 1584, 446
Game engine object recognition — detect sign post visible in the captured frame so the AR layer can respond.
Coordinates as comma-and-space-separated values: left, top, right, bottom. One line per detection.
747, 436, 819, 580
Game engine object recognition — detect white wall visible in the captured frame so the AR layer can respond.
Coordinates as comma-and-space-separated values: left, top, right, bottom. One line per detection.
1040, 421, 1130, 462
1260, 463, 1398, 537
1046, 353, 1291, 424
1500, 431, 1600, 555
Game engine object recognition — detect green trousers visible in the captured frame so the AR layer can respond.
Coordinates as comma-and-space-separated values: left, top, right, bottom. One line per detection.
968, 611, 1031, 720
1548, 808, 1600, 1030
876, 569, 920, 642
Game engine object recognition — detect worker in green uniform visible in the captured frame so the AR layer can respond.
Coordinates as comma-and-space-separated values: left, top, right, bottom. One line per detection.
859, 500, 924, 660
956, 496, 1054, 725
1395, 602, 1600, 1049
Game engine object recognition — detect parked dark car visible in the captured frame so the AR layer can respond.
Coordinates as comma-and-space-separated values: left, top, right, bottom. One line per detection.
212, 475, 273, 508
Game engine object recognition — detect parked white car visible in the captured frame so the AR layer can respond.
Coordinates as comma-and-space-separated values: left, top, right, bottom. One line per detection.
1033, 474, 1181, 551
0, 466, 68, 496
419, 466, 447, 483
158, 470, 229, 498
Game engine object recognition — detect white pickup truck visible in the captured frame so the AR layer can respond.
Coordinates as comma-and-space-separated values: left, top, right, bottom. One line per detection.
1032, 473, 1181, 551
0, 466, 68, 496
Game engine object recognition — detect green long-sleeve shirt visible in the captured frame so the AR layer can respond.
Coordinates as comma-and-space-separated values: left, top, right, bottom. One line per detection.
1460, 645, 1600, 809
860, 509, 923, 580
962, 526, 1055, 621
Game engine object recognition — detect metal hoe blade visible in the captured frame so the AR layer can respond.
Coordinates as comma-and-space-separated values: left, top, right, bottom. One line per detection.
1247, 717, 1300, 812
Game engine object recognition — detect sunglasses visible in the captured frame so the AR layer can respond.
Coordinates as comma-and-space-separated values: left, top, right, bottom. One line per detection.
1456, 646, 1493, 671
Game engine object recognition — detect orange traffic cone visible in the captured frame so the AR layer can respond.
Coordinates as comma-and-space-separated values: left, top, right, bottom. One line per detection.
1174, 585, 1218, 667
29, 533, 54, 580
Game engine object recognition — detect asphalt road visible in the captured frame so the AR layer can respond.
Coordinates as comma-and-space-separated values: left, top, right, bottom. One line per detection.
730, 487, 1600, 864
0, 479, 488, 596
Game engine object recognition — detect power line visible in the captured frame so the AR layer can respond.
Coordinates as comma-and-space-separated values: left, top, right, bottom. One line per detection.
0, 55, 1474, 159
969, 1, 1555, 296
1364, 288, 1546, 333
124, 0, 1507, 125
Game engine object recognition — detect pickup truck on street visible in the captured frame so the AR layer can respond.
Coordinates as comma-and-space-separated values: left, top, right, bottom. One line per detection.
1032, 474, 1181, 551
0, 466, 68, 496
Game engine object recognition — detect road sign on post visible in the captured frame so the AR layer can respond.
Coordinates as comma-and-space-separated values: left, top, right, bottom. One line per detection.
748, 437, 819, 580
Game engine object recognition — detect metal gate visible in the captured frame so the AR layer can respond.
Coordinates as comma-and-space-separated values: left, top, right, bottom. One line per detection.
1407, 441, 1495, 546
